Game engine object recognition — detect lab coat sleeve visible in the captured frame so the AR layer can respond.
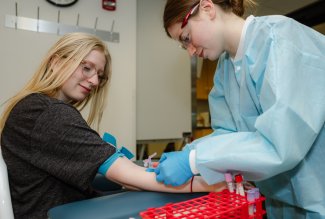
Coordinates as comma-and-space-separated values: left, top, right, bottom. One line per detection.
194, 19, 325, 185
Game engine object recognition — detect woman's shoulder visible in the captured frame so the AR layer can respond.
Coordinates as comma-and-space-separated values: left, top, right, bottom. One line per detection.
16, 93, 77, 115
19, 93, 59, 108
14, 93, 83, 125
252, 15, 293, 26
249, 15, 310, 37
249, 15, 325, 54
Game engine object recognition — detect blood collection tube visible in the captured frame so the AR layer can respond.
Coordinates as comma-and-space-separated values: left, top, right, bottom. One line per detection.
224, 173, 235, 193
234, 174, 245, 196
246, 189, 256, 216
253, 187, 260, 213
253, 187, 260, 199
143, 152, 157, 168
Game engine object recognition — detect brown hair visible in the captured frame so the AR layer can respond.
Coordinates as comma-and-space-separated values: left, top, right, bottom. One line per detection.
163, 0, 256, 37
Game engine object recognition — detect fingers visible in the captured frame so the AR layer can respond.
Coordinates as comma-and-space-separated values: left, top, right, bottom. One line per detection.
154, 167, 160, 175
159, 153, 168, 163
154, 165, 178, 186
156, 171, 164, 183
156, 173, 173, 185
153, 152, 189, 186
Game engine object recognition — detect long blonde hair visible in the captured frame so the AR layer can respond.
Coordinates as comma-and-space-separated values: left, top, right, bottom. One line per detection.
0, 32, 112, 132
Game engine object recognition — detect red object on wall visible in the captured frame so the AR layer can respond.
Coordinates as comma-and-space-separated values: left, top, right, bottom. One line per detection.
102, 0, 116, 11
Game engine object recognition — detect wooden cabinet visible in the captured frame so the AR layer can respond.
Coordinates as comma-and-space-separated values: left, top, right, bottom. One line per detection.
193, 128, 213, 139
196, 59, 217, 100
193, 59, 217, 140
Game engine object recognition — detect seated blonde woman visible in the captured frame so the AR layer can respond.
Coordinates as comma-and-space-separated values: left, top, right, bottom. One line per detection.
0, 32, 225, 219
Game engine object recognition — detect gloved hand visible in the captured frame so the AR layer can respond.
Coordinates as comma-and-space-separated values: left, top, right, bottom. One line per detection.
154, 150, 193, 186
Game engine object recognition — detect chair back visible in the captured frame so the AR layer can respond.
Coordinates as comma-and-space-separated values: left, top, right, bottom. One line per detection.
0, 147, 14, 219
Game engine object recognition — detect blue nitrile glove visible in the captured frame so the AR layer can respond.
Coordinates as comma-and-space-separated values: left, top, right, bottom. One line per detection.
154, 150, 193, 186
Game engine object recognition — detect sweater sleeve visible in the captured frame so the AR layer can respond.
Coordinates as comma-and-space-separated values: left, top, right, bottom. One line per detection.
30, 102, 116, 190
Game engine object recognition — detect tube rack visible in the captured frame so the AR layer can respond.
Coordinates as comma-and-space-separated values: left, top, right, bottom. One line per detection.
140, 190, 266, 219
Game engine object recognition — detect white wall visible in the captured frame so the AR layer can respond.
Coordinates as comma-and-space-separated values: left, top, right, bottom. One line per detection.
136, 0, 192, 140
0, 0, 137, 154
0, 0, 192, 155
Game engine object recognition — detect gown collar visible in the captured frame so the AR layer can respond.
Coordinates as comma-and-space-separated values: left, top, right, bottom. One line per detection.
233, 15, 255, 62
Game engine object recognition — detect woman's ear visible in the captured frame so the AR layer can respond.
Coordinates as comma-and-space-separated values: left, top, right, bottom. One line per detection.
200, 0, 216, 19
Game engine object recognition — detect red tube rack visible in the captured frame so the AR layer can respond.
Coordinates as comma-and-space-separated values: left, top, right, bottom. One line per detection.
140, 190, 266, 219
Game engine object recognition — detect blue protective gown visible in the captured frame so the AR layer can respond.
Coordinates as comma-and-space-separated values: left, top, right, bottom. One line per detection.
186, 15, 325, 218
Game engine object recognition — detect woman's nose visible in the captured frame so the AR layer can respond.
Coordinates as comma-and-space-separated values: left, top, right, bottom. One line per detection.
87, 74, 100, 86
187, 44, 197, 57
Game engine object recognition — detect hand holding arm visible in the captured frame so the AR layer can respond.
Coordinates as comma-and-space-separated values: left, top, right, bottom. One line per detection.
154, 150, 194, 186
105, 156, 226, 193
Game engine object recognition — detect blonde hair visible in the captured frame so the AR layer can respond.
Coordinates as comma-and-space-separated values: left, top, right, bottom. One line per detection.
163, 0, 257, 37
0, 32, 112, 132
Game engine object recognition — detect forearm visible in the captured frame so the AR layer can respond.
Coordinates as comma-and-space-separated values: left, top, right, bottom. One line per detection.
105, 157, 226, 193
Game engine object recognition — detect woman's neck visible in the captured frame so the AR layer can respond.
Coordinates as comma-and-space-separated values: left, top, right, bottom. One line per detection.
223, 13, 245, 58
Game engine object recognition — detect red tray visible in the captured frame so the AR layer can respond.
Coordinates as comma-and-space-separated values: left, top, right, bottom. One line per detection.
140, 190, 266, 219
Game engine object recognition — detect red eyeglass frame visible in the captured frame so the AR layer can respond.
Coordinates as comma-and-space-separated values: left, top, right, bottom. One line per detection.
181, 3, 200, 29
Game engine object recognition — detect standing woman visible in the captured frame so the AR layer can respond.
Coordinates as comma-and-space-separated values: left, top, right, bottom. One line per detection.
155, 0, 325, 218
0, 32, 224, 219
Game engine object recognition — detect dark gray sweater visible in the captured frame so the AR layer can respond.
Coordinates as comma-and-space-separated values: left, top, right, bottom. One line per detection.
1, 93, 115, 219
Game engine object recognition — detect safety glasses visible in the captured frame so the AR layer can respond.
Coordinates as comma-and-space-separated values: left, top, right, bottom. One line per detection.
181, 3, 200, 29
80, 60, 107, 88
